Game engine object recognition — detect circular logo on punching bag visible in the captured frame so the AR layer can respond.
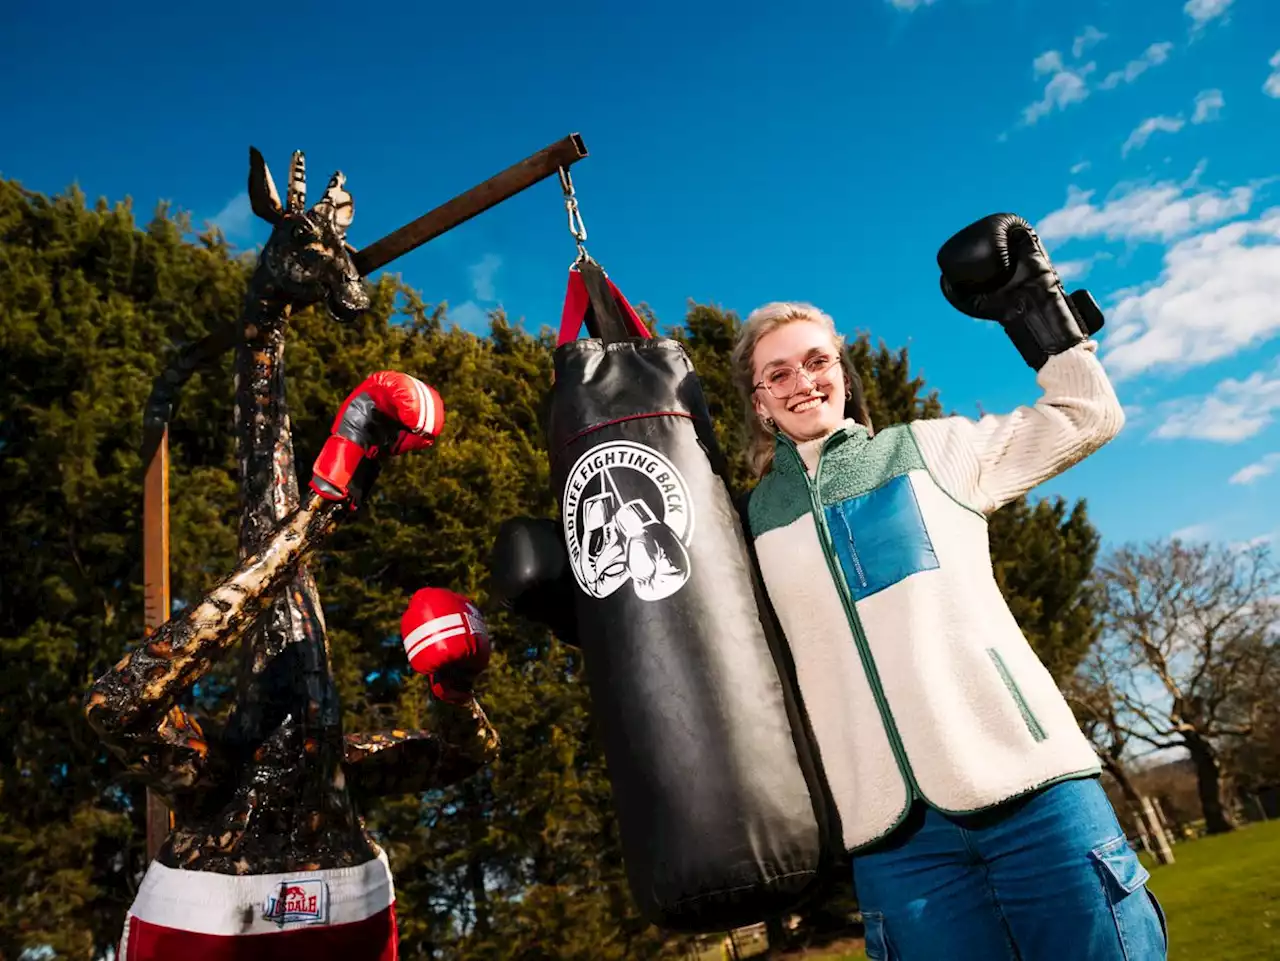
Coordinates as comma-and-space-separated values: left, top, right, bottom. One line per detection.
562, 440, 695, 602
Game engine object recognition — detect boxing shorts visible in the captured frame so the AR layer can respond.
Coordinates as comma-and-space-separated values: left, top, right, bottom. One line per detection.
117, 851, 397, 960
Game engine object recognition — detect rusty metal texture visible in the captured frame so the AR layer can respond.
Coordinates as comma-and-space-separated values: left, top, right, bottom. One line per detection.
100, 147, 506, 875
352, 133, 588, 276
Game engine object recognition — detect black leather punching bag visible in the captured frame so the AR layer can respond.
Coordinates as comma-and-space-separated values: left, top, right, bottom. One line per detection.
548, 259, 830, 932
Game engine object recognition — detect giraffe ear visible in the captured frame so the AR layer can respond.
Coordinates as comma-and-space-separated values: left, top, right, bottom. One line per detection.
247, 147, 284, 225
314, 171, 354, 232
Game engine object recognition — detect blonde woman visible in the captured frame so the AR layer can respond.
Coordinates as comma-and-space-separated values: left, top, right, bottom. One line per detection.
731, 214, 1166, 961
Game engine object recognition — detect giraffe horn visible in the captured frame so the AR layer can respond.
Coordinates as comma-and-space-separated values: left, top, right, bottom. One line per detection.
287, 151, 306, 213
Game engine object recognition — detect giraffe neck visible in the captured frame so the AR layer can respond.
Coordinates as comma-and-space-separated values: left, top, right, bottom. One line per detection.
159, 296, 373, 872
229, 297, 344, 739
235, 299, 299, 556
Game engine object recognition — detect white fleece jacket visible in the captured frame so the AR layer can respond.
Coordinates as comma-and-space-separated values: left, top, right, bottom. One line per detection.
746, 342, 1124, 852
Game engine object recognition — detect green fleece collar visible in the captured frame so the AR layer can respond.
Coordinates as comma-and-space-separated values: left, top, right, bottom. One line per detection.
772, 419, 871, 476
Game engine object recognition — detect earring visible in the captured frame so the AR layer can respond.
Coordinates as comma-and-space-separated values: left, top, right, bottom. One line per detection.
763, 416, 775, 429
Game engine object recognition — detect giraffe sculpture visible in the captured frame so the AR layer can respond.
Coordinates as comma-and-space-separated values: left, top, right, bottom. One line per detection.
84, 149, 498, 898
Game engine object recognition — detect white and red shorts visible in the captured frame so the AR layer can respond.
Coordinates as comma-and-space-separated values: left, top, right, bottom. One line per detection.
118, 852, 398, 960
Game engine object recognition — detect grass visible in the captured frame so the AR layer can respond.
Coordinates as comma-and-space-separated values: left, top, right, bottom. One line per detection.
1143, 818, 1280, 960
786, 818, 1280, 961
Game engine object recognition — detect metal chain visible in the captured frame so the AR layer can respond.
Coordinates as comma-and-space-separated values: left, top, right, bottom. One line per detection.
558, 166, 592, 264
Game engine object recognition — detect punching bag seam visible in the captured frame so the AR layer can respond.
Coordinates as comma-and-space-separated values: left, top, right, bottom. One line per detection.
553, 410, 695, 464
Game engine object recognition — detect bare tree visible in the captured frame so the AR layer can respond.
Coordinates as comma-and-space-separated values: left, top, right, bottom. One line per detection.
1091, 539, 1280, 834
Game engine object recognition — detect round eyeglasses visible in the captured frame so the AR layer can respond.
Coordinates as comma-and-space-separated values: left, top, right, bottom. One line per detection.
753, 354, 841, 399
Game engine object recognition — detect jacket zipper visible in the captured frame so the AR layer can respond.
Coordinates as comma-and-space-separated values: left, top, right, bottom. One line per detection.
839, 514, 868, 589
802, 439, 919, 800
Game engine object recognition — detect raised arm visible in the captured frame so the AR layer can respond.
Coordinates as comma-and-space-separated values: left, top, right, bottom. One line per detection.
911, 343, 1123, 513
86, 367, 447, 789
909, 213, 1125, 514
84, 496, 343, 785
344, 699, 501, 799
344, 586, 501, 798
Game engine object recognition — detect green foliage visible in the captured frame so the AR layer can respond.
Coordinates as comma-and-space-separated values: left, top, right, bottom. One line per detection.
988, 497, 1103, 682
0, 180, 1103, 959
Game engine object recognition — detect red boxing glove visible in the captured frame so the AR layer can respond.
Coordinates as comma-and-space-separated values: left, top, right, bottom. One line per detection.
400, 587, 492, 704
311, 370, 445, 503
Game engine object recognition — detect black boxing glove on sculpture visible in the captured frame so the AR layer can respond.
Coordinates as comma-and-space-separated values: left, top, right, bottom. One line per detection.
937, 213, 1105, 370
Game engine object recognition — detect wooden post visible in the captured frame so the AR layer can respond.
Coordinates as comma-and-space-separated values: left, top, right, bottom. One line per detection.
142, 428, 173, 861
1143, 795, 1175, 864
1151, 796, 1174, 837
1132, 803, 1154, 857
1250, 792, 1269, 822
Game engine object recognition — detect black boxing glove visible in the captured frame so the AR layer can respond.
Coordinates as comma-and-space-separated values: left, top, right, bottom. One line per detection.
488, 517, 580, 647
937, 213, 1104, 370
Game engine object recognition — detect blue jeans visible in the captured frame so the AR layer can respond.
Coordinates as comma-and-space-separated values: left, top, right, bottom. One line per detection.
851, 776, 1168, 960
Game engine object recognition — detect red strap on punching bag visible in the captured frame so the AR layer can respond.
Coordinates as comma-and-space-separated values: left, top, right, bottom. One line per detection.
558, 261, 651, 346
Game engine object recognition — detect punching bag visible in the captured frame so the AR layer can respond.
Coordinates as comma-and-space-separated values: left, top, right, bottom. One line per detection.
548, 259, 831, 932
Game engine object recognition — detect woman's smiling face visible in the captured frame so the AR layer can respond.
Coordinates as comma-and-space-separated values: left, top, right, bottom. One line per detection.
751, 319, 848, 443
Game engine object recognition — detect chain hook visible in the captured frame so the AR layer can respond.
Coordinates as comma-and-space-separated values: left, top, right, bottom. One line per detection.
558, 166, 592, 266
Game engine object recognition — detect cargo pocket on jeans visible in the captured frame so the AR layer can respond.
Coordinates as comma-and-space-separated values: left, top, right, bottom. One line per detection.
862, 911, 894, 961
1090, 835, 1169, 959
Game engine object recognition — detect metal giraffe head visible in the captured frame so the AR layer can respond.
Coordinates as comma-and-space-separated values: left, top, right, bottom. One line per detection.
247, 147, 371, 323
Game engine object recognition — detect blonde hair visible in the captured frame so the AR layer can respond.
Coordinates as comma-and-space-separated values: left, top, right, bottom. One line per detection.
730, 302, 872, 479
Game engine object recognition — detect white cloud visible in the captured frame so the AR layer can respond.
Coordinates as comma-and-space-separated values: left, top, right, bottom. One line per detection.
1073, 26, 1108, 59
1099, 42, 1174, 90
1229, 532, 1277, 552
1070, 161, 1092, 175
1054, 258, 1094, 282
1037, 173, 1253, 245
1024, 53, 1095, 124
211, 191, 253, 238
1151, 364, 1280, 441
1056, 252, 1113, 282
1265, 51, 1280, 99
1229, 453, 1280, 485
1021, 40, 1172, 126
1104, 211, 1280, 377
1172, 522, 1214, 542
1185, 0, 1233, 28
887, 0, 936, 8
1122, 116, 1185, 157
447, 301, 491, 335
468, 253, 502, 302
1117, 93, 1220, 158
1192, 89, 1224, 124
1034, 50, 1065, 77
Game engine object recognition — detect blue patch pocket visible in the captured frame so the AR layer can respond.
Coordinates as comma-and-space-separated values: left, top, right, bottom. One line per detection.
824, 474, 939, 601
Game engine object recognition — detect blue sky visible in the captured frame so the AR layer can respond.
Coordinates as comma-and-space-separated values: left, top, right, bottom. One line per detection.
4, 0, 1279, 552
